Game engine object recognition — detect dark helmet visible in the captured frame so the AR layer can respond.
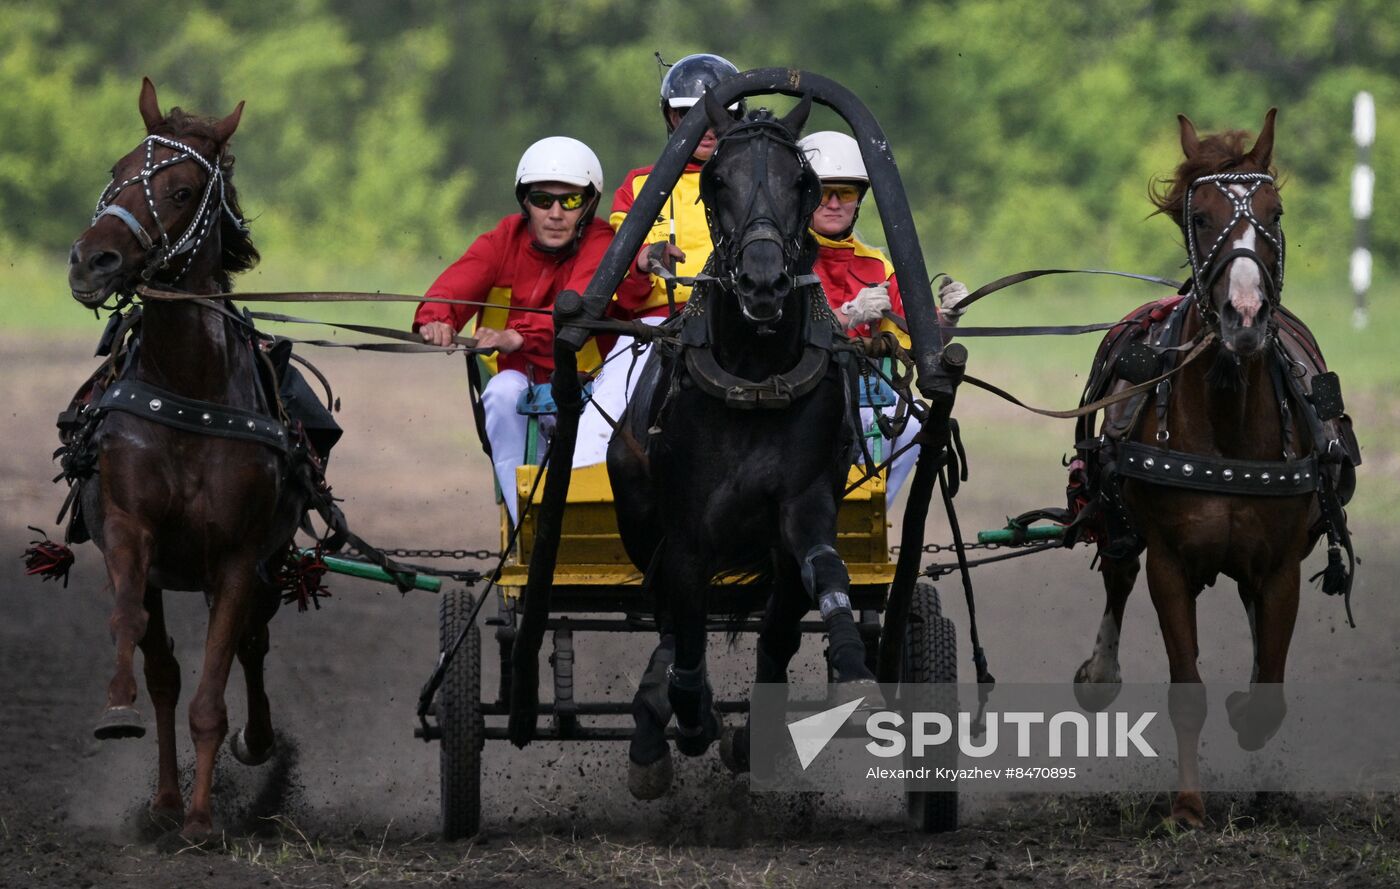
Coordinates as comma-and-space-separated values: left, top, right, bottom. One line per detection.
659, 53, 745, 132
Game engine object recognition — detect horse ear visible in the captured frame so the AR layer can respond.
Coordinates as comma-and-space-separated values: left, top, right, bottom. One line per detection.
213, 100, 245, 146
1177, 113, 1201, 158
702, 90, 736, 138
778, 93, 813, 138
139, 77, 163, 134
1248, 107, 1277, 170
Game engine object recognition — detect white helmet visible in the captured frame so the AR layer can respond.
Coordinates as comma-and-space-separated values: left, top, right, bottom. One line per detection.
798, 131, 868, 184
515, 136, 604, 193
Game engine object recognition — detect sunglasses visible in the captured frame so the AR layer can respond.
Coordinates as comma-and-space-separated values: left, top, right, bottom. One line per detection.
525, 190, 588, 211
820, 184, 863, 205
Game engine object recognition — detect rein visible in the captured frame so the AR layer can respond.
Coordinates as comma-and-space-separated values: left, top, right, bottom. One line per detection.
952, 267, 1183, 313
960, 332, 1218, 419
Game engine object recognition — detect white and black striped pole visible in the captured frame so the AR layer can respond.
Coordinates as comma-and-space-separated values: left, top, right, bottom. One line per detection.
1351, 91, 1375, 330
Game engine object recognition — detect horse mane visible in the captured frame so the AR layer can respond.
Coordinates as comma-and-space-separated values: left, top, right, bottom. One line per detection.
153, 107, 260, 290
1149, 128, 1280, 227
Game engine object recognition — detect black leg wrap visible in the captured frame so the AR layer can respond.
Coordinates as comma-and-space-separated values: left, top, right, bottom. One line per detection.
824, 609, 876, 682
668, 663, 718, 756
801, 544, 849, 605
801, 545, 873, 683
629, 635, 674, 766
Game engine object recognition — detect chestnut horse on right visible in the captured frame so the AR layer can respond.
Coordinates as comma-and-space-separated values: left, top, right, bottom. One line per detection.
1069, 109, 1358, 826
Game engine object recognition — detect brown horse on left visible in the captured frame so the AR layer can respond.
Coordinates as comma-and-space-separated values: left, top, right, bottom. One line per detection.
67, 79, 302, 839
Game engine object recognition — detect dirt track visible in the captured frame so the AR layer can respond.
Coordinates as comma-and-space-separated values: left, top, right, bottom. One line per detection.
2, 334, 1397, 887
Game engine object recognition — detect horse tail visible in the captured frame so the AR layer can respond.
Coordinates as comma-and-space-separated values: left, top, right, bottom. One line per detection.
722, 557, 777, 644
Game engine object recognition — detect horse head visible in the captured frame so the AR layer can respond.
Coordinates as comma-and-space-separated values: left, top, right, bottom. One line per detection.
699, 91, 821, 326
1159, 108, 1283, 358
68, 78, 253, 307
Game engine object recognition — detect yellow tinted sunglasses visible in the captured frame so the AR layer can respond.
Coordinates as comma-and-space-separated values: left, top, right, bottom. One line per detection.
525, 190, 587, 211
819, 184, 863, 205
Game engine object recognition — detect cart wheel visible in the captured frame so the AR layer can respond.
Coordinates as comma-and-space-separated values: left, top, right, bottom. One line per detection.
439, 588, 483, 841
902, 581, 959, 833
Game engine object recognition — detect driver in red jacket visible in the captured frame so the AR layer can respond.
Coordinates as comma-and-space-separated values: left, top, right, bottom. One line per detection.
414, 136, 645, 525
798, 130, 968, 501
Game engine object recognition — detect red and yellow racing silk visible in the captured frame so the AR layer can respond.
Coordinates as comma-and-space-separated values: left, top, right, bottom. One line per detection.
811, 230, 913, 346
610, 162, 714, 319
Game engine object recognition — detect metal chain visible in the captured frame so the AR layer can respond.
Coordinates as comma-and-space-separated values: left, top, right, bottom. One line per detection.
891, 540, 1011, 556
381, 547, 501, 561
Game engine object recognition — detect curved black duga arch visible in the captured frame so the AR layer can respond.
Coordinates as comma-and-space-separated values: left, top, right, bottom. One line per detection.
562, 67, 949, 396
509, 69, 961, 745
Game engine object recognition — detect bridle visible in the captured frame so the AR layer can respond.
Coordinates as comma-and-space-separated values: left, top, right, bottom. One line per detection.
1182, 171, 1285, 324
91, 134, 247, 289
698, 116, 822, 294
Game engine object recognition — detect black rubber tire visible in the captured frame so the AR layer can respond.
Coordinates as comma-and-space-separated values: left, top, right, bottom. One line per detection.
439, 588, 483, 841
902, 581, 959, 833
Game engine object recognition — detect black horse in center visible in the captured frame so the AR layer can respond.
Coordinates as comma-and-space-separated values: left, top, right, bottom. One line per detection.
609, 92, 876, 797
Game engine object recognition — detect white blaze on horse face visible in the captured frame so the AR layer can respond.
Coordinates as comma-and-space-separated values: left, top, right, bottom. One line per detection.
1226, 186, 1264, 327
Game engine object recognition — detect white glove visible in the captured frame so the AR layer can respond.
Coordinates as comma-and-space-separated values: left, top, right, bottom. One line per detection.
938, 277, 970, 318
842, 282, 891, 328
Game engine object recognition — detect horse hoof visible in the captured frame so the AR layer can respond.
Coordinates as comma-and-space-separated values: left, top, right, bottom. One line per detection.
627, 750, 674, 800
830, 679, 885, 712
1072, 677, 1122, 712
675, 705, 722, 757
229, 727, 275, 766
719, 726, 750, 775
675, 727, 714, 757
1226, 691, 1282, 751
154, 820, 217, 854
1170, 792, 1206, 829
94, 706, 146, 740
147, 805, 184, 834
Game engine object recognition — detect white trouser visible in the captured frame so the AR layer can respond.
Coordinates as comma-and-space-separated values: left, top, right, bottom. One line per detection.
575, 315, 667, 466
481, 370, 532, 526
860, 406, 922, 504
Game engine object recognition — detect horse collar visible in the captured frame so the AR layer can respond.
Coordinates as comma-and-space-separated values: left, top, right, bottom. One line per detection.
677, 286, 839, 410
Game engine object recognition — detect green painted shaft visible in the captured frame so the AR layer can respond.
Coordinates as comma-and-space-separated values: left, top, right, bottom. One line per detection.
302, 549, 442, 592
976, 525, 1065, 545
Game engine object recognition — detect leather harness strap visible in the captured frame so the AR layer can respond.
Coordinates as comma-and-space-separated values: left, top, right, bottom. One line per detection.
1116, 441, 1319, 496
97, 379, 290, 453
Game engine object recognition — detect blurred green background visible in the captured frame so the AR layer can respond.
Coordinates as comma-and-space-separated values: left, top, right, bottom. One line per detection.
2, 0, 1396, 525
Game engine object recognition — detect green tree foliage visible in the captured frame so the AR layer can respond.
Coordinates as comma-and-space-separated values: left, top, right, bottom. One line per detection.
1, 0, 1395, 281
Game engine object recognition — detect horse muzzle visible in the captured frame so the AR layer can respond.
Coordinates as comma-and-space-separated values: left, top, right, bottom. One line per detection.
1218, 298, 1272, 357
732, 247, 793, 326
68, 238, 132, 308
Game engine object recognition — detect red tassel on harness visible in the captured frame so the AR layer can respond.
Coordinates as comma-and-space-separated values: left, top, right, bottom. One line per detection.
1064, 459, 1100, 546
23, 526, 75, 587
277, 544, 331, 611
